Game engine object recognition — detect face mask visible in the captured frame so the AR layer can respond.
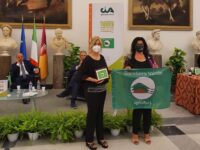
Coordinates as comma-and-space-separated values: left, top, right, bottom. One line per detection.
135, 45, 144, 52
92, 45, 101, 53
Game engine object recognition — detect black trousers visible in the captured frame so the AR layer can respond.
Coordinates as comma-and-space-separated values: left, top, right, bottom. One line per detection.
85, 89, 106, 142
12, 75, 33, 89
132, 109, 152, 134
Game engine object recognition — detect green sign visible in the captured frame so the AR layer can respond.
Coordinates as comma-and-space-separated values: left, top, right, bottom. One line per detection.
0, 80, 8, 97
195, 68, 200, 75
96, 68, 109, 80
111, 67, 172, 109
102, 38, 114, 48
100, 21, 114, 32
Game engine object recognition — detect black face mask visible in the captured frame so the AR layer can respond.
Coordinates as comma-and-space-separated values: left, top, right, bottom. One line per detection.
135, 45, 144, 52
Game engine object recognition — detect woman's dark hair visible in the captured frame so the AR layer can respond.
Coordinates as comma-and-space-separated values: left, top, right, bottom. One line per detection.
131, 37, 150, 59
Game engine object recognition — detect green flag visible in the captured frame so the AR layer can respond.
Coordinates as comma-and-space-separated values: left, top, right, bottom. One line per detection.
112, 67, 172, 109
102, 38, 114, 48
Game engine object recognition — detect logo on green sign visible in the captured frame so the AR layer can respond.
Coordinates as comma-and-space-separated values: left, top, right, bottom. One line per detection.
96, 68, 109, 80
102, 38, 114, 48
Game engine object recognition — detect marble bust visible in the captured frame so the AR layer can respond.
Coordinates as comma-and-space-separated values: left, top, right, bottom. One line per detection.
147, 29, 163, 54
51, 28, 68, 55
192, 31, 200, 54
0, 24, 18, 56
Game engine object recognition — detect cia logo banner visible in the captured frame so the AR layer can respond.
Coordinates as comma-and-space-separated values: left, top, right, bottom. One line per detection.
100, 7, 114, 15
89, 3, 123, 66
111, 67, 172, 109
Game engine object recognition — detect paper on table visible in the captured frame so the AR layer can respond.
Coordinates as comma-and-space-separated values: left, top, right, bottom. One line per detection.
22, 92, 38, 97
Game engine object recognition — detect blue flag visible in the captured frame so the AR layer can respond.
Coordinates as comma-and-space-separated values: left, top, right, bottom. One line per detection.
20, 23, 27, 59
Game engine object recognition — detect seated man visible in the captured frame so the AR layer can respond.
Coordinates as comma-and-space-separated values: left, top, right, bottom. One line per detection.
57, 50, 87, 108
10, 53, 39, 104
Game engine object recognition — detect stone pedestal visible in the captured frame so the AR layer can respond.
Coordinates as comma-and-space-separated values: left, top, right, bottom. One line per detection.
0, 56, 11, 80
53, 55, 64, 89
194, 54, 200, 67
152, 54, 162, 68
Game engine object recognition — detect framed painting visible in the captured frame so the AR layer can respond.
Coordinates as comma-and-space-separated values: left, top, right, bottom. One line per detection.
128, 0, 193, 30
0, 0, 72, 29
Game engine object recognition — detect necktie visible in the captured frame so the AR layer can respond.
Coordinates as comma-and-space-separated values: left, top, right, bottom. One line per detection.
20, 62, 27, 79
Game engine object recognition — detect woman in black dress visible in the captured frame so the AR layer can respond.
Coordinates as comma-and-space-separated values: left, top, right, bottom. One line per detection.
124, 37, 155, 145
76, 36, 109, 150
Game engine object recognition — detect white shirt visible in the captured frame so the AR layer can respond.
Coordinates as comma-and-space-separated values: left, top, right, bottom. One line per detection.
16, 62, 29, 76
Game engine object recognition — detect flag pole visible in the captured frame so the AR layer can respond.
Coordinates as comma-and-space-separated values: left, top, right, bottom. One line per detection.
33, 13, 36, 23
43, 14, 46, 24
20, 14, 27, 59
21, 14, 24, 23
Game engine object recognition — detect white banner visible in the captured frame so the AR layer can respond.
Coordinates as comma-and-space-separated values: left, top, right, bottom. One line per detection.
89, 3, 124, 66
0, 80, 8, 97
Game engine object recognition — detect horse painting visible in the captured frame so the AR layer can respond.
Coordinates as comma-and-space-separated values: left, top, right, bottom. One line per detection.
139, 0, 185, 22
128, 0, 192, 30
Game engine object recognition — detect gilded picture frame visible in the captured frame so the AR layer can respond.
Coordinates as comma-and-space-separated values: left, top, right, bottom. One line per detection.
128, 0, 193, 30
0, 0, 72, 29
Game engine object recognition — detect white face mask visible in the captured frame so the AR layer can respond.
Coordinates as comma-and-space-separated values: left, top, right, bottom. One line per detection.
92, 45, 101, 53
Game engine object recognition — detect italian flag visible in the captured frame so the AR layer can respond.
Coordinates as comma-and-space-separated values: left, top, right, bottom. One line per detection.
30, 22, 38, 67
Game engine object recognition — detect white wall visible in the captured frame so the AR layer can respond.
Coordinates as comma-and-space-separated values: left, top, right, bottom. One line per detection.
7, 0, 200, 84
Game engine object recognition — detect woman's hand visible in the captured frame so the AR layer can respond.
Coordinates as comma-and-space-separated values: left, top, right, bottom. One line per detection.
86, 77, 104, 84
108, 68, 112, 74
96, 80, 104, 84
92, 78, 104, 84
125, 66, 131, 70
34, 68, 40, 74
168, 66, 174, 72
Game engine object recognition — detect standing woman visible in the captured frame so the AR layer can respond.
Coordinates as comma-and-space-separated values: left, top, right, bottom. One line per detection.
76, 36, 109, 150
124, 37, 156, 145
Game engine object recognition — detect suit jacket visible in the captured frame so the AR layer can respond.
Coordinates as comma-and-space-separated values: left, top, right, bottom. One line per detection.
10, 60, 34, 82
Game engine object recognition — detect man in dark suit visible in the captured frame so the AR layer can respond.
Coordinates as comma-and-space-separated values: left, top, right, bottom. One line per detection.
10, 53, 39, 104
57, 51, 87, 108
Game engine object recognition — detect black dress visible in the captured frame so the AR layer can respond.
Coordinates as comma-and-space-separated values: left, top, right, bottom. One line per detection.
76, 55, 109, 142
125, 56, 152, 134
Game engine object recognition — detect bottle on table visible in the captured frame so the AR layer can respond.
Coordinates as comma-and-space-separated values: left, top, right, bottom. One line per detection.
37, 80, 41, 91
29, 81, 33, 92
